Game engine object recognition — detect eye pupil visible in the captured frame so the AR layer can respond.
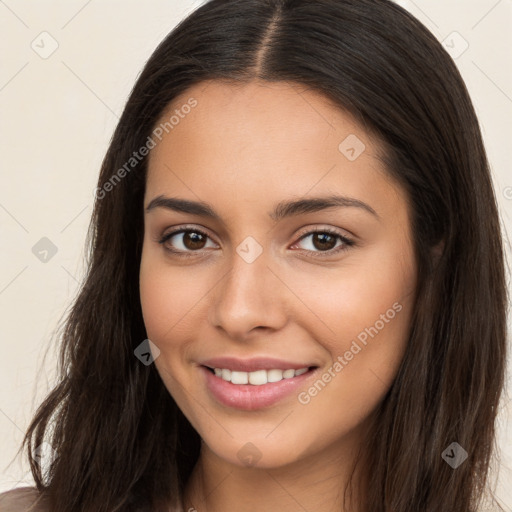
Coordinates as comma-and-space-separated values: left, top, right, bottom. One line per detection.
184, 231, 206, 250
313, 233, 337, 251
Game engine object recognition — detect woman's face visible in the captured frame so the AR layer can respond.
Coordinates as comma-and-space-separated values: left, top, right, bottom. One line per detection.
140, 80, 417, 469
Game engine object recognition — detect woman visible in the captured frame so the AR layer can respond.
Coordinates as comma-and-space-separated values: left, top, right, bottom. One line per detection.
1, 0, 508, 510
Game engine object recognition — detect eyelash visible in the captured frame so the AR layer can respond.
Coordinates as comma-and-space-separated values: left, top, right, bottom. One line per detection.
157, 225, 355, 259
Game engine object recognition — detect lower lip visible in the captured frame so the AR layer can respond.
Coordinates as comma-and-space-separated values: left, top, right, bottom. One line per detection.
200, 366, 318, 411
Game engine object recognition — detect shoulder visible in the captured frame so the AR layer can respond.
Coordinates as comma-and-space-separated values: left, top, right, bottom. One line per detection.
0, 486, 48, 511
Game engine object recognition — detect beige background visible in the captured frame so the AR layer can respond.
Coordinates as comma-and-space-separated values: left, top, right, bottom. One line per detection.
1, 0, 511, 508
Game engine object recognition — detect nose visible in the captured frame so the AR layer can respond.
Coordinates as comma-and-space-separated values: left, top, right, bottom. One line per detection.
208, 247, 288, 340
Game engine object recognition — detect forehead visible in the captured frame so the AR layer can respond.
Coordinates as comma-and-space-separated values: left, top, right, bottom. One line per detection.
145, 80, 402, 220
148, 79, 374, 166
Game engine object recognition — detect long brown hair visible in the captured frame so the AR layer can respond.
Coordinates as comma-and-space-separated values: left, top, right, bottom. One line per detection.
15, 0, 508, 510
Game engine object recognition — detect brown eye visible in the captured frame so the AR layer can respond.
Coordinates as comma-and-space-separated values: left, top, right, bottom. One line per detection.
311, 232, 337, 251
292, 228, 355, 257
182, 231, 207, 250
158, 228, 217, 255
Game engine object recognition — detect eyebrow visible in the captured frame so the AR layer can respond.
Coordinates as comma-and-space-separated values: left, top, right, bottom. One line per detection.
145, 194, 379, 221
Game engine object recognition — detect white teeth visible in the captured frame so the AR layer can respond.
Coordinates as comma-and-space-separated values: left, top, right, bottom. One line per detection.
210, 366, 311, 385
248, 369, 267, 385
230, 371, 248, 385
267, 369, 283, 382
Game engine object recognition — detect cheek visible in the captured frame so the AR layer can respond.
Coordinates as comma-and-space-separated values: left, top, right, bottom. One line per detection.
316, 256, 414, 412
288, 245, 414, 350
139, 251, 201, 405
333, 268, 413, 350
291, 241, 415, 403
139, 245, 210, 342
139, 259, 174, 341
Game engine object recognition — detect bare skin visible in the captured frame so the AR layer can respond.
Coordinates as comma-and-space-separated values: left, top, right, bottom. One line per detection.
139, 80, 417, 512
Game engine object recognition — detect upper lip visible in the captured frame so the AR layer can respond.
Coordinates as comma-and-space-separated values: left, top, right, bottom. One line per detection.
199, 357, 317, 372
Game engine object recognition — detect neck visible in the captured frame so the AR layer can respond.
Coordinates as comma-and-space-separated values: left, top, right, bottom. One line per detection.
182, 428, 368, 512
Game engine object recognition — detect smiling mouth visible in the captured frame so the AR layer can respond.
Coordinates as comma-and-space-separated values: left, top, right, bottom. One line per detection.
203, 365, 318, 385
